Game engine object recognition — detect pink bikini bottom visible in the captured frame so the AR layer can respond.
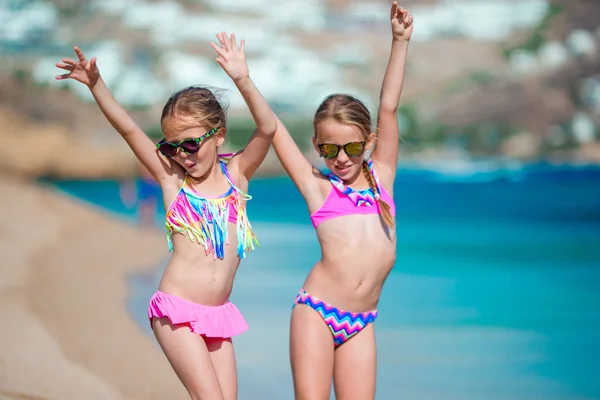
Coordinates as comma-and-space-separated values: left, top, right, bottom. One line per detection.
148, 290, 248, 338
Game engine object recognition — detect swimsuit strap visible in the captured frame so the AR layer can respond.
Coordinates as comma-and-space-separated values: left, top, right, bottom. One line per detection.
218, 152, 236, 162
220, 159, 252, 202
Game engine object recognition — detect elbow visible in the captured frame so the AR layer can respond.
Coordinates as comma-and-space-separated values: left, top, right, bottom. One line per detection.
121, 128, 137, 141
379, 95, 399, 114
379, 102, 398, 115
259, 119, 277, 137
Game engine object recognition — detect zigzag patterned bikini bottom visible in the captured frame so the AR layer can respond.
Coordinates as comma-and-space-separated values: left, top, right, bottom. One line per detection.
293, 288, 378, 347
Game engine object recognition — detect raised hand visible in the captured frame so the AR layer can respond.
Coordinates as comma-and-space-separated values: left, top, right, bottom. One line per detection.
210, 32, 249, 82
390, 2, 413, 42
55, 46, 100, 88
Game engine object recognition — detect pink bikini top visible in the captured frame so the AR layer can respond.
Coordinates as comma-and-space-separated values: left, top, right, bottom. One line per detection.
310, 160, 396, 228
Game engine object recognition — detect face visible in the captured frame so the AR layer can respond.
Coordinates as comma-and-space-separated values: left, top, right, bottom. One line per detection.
160, 115, 225, 178
313, 119, 375, 181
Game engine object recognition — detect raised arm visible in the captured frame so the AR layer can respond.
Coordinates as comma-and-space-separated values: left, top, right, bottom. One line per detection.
272, 116, 320, 197
55, 46, 179, 184
210, 33, 277, 181
374, 3, 413, 174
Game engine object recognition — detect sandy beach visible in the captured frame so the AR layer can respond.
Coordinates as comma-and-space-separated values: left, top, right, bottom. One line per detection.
0, 175, 187, 399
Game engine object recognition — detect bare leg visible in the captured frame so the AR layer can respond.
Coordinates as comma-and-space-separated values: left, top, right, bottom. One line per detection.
206, 337, 238, 400
152, 317, 224, 400
290, 305, 335, 400
333, 323, 377, 400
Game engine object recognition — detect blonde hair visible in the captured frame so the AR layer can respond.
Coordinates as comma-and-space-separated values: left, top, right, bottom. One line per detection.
160, 86, 227, 132
314, 94, 394, 228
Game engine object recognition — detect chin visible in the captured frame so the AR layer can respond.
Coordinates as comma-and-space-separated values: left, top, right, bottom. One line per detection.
189, 167, 209, 179
181, 163, 202, 178
331, 164, 361, 181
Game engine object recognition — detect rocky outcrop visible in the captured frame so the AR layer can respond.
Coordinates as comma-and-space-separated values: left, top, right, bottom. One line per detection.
0, 109, 139, 179
432, 53, 599, 135
0, 108, 302, 180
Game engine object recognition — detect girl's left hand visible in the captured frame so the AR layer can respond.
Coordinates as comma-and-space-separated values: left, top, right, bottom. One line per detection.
390, 2, 413, 42
210, 32, 249, 82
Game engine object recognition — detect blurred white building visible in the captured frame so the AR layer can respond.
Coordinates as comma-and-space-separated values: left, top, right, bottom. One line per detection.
14, 0, 554, 112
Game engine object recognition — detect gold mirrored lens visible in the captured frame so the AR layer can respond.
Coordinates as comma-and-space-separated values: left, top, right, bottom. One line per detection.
320, 144, 339, 159
345, 142, 365, 157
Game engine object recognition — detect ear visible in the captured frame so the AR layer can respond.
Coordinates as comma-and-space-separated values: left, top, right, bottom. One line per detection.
364, 132, 376, 159
215, 127, 226, 147
312, 136, 321, 156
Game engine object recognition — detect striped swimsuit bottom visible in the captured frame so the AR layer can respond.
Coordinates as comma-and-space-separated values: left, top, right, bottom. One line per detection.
293, 288, 378, 347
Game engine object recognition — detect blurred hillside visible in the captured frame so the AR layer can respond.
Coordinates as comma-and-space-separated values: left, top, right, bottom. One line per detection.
1, 0, 599, 179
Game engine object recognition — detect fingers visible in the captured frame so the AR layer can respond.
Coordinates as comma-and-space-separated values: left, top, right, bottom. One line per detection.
215, 32, 230, 53
55, 62, 73, 71
55, 73, 71, 80
86, 56, 97, 71
392, 5, 412, 28
397, 7, 412, 27
216, 32, 226, 47
220, 31, 230, 51
397, 7, 407, 22
390, 1, 398, 20
239, 39, 245, 54
62, 57, 77, 66
230, 33, 237, 51
73, 45, 86, 62
210, 41, 227, 58
215, 57, 226, 68
214, 32, 242, 54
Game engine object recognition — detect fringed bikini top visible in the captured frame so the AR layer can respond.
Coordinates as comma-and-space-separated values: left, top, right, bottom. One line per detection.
165, 160, 258, 259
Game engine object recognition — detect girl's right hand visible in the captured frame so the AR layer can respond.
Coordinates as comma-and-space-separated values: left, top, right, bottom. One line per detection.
210, 32, 249, 83
55, 46, 100, 88
390, 2, 413, 42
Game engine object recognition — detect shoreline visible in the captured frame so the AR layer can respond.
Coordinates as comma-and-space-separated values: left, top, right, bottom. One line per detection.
1, 97, 598, 182
0, 175, 186, 399
44, 157, 600, 187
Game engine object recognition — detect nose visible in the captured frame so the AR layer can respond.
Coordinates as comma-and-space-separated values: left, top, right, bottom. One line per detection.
336, 149, 350, 163
175, 148, 189, 159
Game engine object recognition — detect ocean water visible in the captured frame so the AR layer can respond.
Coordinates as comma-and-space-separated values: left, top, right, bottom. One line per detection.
48, 162, 600, 400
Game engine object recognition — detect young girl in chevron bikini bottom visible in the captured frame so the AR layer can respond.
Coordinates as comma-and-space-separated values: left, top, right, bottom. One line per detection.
271, 3, 413, 399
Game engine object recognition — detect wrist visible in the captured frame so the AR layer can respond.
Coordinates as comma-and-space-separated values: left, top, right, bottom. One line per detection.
233, 76, 251, 86
392, 37, 410, 45
88, 76, 103, 92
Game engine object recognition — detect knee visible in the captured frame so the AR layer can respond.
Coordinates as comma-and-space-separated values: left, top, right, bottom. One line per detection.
294, 381, 331, 400
294, 389, 329, 400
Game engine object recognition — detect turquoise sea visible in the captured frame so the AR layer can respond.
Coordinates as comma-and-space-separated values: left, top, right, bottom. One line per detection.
49, 162, 600, 400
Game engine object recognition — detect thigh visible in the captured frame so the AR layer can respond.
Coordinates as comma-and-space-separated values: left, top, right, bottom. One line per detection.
205, 337, 237, 400
152, 317, 224, 400
333, 323, 377, 400
290, 304, 335, 400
